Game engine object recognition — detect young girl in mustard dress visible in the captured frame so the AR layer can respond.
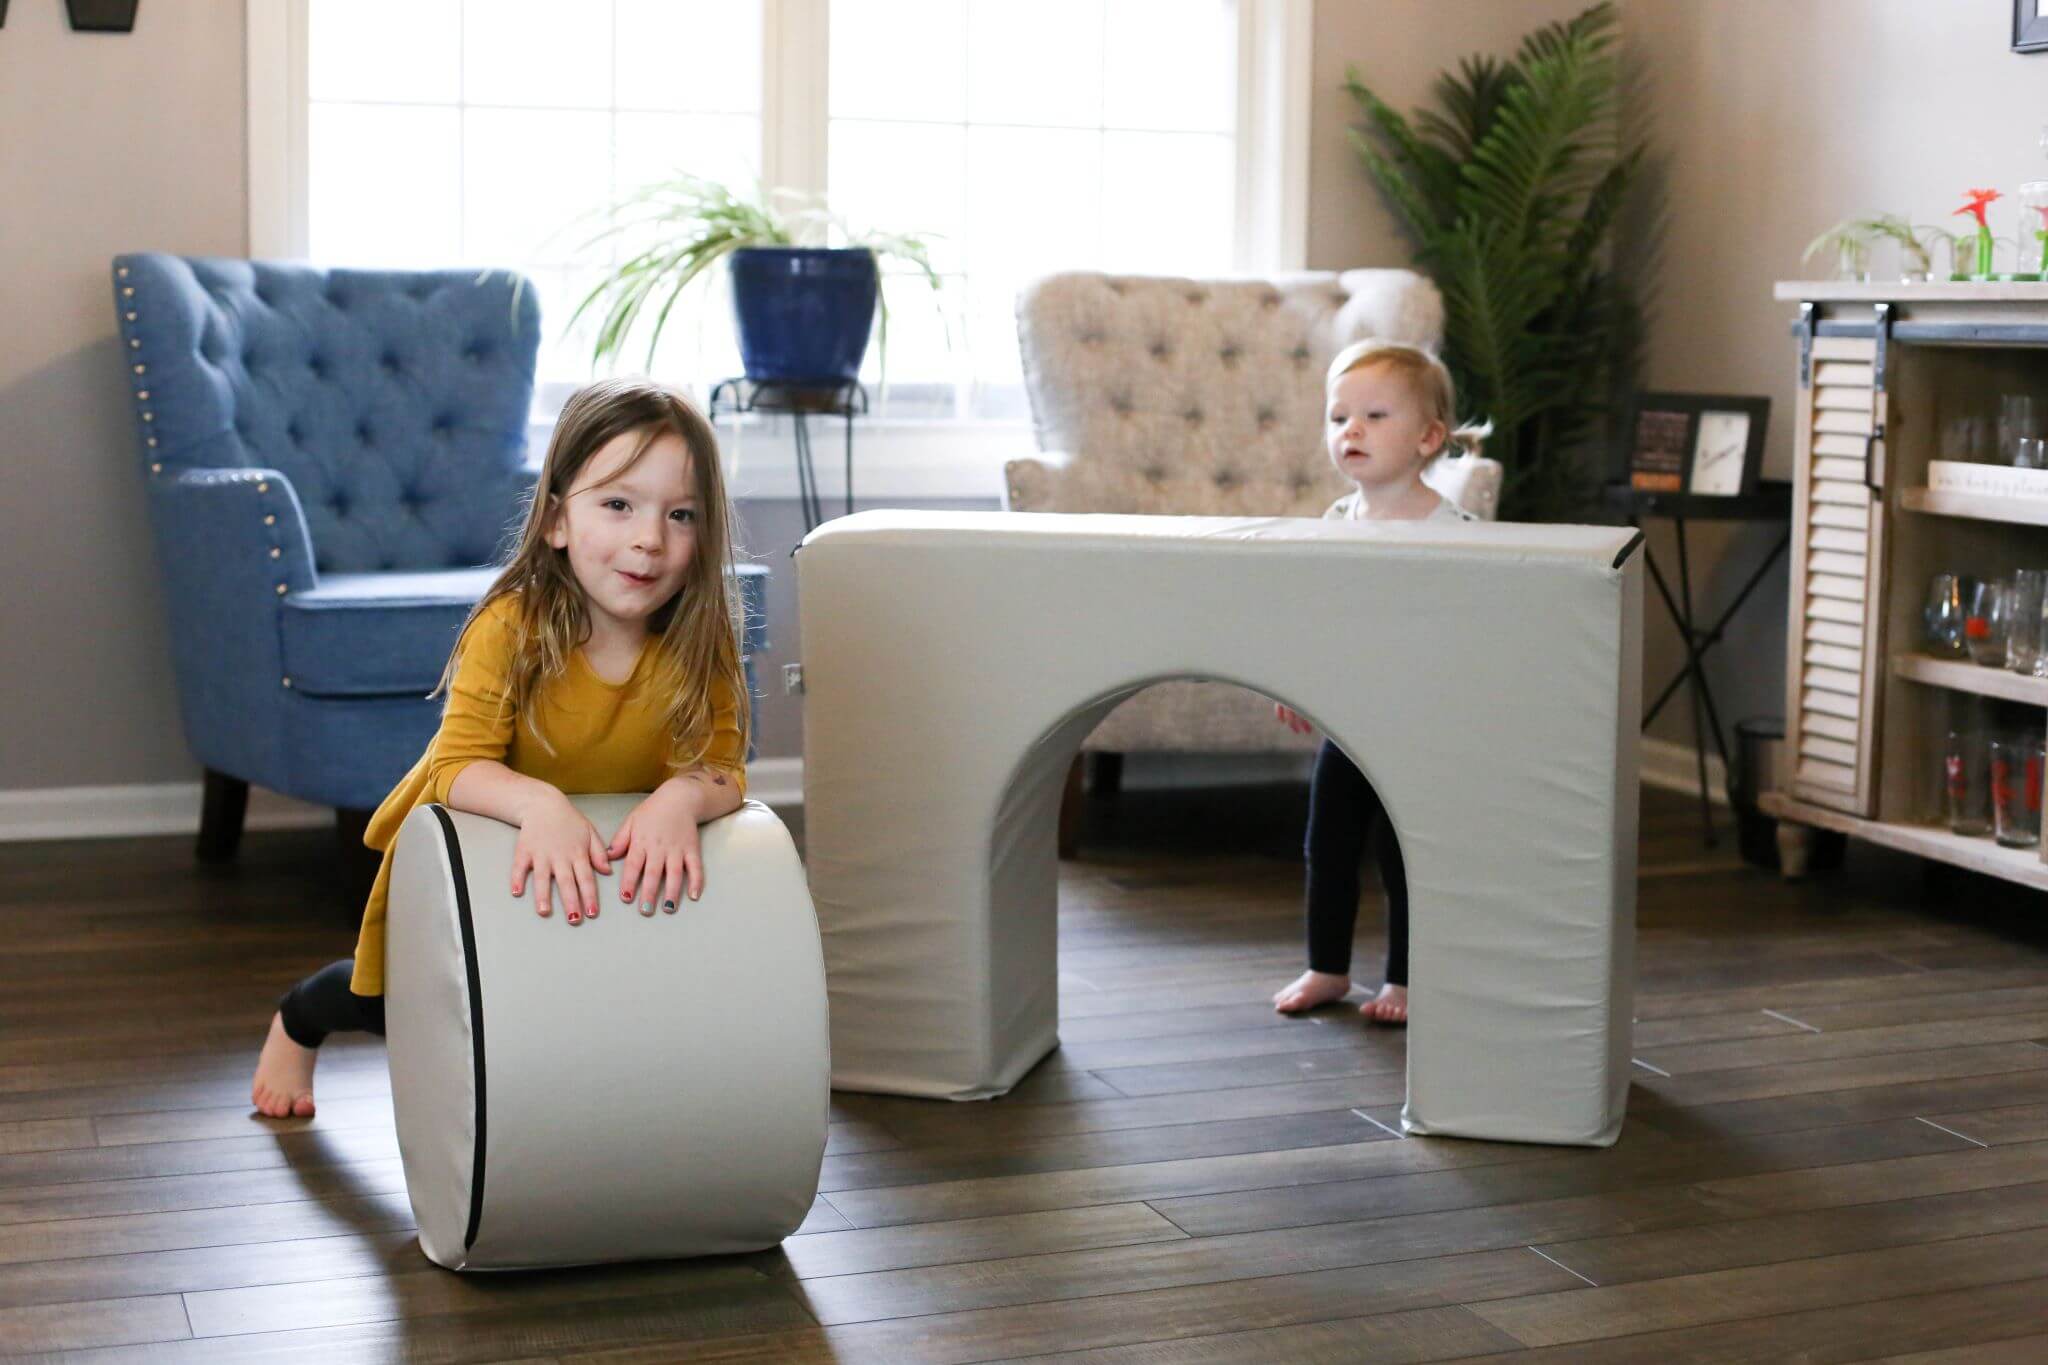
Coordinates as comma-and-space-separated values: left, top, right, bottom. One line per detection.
252, 378, 751, 1117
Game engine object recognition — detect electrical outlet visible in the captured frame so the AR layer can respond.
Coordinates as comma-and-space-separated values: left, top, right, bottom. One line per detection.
782, 662, 804, 695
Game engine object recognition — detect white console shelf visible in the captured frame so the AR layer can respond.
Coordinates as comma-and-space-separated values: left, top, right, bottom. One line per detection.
1771, 282, 2048, 888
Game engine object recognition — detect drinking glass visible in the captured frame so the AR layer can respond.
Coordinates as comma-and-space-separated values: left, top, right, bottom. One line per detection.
2022, 180, 2048, 277
1992, 736, 2045, 847
1946, 729, 1993, 836
1940, 414, 1994, 463
2019, 436, 2048, 471
2000, 395, 2043, 464
2033, 592, 2048, 679
2010, 570, 2048, 674
1924, 573, 1969, 659
1966, 578, 2012, 667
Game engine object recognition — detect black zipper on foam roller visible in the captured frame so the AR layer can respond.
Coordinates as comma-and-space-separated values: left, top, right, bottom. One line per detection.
428, 805, 489, 1252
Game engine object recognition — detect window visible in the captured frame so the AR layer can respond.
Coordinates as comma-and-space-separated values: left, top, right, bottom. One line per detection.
297, 0, 765, 404
250, 0, 1307, 482
826, 0, 1239, 418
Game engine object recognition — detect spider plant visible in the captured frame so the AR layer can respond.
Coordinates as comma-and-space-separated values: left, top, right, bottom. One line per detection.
566, 174, 942, 376
1802, 218, 1874, 281
1861, 213, 1934, 278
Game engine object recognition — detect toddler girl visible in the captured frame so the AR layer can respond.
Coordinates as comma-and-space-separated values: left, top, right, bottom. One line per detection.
252, 377, 751, 1117
1272, 341, 1490, 1025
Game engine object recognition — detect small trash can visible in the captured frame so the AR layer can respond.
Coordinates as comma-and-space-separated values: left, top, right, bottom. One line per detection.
1730, 717, 1785, 869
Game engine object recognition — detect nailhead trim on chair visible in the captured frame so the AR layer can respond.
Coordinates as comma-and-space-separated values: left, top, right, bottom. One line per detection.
116, 256, 538, 577
119, 269, 280, 612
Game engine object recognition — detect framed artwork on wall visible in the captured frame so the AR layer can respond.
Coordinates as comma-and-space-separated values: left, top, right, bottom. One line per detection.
1621, 393, 1772, 498
2019, 0, 2048, 53
65, 1, 139, 32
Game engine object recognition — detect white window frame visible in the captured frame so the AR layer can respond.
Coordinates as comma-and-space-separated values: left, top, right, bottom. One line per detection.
244, 0, 1311, 500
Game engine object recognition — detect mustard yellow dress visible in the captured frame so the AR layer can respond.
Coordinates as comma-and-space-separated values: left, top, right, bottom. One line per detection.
348, 595, 747, 995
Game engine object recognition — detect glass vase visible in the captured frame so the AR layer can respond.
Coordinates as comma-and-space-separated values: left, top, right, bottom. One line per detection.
2021, 181, 2048, 280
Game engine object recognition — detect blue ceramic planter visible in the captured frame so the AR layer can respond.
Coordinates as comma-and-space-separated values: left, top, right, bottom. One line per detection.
728, 247, 879, 385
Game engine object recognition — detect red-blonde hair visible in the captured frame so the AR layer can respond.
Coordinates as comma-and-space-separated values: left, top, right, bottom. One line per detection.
1326, 340, 1493, 458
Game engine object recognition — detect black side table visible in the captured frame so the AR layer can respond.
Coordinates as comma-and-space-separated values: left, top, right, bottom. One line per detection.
1603, 480, 1793, 844
708, 378, 869, 533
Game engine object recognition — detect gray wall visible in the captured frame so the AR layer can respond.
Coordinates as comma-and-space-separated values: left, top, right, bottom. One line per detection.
1, 1, 247, 790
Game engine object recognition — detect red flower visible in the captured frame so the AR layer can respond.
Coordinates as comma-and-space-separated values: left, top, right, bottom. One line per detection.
1956, 188, 2002, 228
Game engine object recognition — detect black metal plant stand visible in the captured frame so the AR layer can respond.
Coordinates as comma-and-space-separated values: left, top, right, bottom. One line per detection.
707, 378, 868, 533
1604, 481, 1794, 846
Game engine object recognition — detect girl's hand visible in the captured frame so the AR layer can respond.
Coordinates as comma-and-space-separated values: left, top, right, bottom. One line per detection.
608, 781, 705, 915
1275, 703, 1314, 735
509, 793, 612, 926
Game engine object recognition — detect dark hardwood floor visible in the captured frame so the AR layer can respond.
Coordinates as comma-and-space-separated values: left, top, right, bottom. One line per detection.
4, 785, 2048, 1361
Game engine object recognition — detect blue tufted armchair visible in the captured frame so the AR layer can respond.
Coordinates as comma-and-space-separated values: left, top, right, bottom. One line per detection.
113, 254, 542, 861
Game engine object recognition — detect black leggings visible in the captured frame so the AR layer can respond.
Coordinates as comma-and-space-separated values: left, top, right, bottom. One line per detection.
278, 959, 385, 1048
1304, 739, 1408, 985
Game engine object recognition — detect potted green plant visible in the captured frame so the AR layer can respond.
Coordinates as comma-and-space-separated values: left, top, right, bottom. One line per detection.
1344, 2, 1647, 522
570, 175, 940, 385
1802, 218, 1875, 282
1861, 213, 1937, 283
1806, 214, 1961, 284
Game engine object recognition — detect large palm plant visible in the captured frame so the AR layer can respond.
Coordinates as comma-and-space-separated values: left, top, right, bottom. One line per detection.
1347, 1, 1645, 521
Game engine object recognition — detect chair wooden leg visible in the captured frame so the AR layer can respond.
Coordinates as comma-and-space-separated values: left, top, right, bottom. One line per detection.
1058, 754, 1085, 860
195, 769, 248, 864
1089, 751, 1124, 798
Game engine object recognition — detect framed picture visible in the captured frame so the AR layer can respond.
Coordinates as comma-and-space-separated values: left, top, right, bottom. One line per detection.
1622, 393, 1771, 498
2020, 0, 2048, 53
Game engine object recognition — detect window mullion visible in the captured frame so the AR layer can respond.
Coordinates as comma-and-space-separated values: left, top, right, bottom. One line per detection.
1236, 0, 1311, 274
762, 0, 830, 234
247, 0, 310, 258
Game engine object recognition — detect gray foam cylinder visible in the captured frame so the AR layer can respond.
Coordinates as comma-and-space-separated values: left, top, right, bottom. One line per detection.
384, 796, 829, 1270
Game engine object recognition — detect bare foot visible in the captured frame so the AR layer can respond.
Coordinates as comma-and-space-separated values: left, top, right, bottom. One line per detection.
1274, 970, 1352, 1014
1361, 983, 1408, 1025
251, 1012, 318, 1118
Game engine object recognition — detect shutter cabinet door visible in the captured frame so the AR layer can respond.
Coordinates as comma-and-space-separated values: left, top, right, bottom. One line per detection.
1787, 341, 1887, 814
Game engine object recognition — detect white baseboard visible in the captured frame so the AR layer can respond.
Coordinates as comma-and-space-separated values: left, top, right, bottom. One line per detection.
0, 782, 331, 843
1638, 737, 1730, 807
743, 757, 804, 810
0, 760, 811, 844
0, 746, 1718, 842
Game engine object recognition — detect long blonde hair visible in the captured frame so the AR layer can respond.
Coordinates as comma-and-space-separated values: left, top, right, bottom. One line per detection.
1326, 341, 1493, 458
437, 377, 750, 768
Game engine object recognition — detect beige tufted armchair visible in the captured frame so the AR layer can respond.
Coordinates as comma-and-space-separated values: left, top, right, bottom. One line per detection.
1007, 269, 1501, 850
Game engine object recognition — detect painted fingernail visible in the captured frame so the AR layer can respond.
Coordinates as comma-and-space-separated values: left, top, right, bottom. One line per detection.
567, 911, 581, 925
587, 903, 599, 918
639, 900, 656, 916
662, 899, 677, 914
